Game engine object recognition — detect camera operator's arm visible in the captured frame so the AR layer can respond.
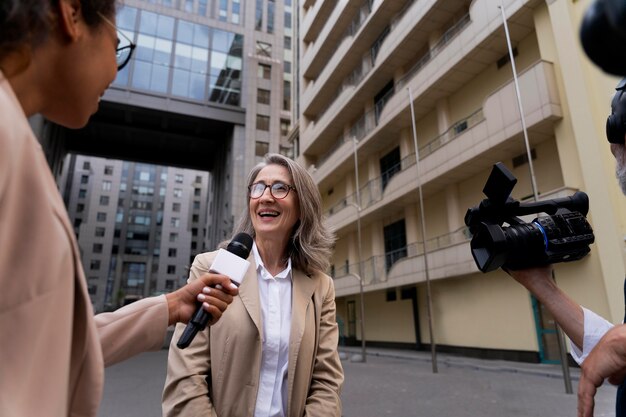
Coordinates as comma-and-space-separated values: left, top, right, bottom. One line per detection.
509, 266, 613, 363
508, 266, 584, 348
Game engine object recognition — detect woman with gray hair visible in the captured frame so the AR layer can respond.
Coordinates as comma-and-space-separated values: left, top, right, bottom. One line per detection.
163, 153, 344, 417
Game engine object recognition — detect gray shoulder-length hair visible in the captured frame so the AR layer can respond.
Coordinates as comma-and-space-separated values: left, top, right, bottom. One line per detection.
229, 153, 335, 275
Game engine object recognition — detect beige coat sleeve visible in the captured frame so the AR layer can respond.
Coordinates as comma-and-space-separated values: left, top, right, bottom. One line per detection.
95, 295, 169, 366
304, 274, 344, 416
162, 253, 217, 417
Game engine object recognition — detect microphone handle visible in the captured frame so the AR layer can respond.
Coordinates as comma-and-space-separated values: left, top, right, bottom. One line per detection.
176, 305, 213, 349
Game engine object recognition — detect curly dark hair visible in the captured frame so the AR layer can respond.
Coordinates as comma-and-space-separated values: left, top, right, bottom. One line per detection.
0, 0, 117, 60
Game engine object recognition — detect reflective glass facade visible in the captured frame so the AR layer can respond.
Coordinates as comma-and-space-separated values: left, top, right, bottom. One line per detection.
114, 6, 243, 106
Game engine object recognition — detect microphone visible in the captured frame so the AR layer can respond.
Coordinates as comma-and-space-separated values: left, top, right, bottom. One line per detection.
176, 232, 253, 349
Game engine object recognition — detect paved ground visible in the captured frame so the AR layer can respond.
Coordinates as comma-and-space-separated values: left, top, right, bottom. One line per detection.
99, 347, 616, 417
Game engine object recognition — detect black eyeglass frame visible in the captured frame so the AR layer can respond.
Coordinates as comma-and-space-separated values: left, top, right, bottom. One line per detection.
248, 182, 297, 200
98, 12, 137, 71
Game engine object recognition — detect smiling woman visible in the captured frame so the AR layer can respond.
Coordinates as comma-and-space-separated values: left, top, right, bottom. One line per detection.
164, 153, 344, 417
0, 1, 239, 416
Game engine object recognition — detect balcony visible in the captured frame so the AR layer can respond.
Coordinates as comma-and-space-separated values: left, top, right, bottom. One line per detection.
316, 59, 562, 204
302, 0, 339, 43
301, 0, 539, 160
332, 186, 581, 297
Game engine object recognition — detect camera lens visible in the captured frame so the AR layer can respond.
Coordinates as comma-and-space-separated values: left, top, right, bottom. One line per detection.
470, 221, 547, 272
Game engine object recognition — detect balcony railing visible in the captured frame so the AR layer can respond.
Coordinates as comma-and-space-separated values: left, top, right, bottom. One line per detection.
312, 0, 417, 125
314, 12, 472, 166
332, 226, 471, 285
323, 108, 485, 217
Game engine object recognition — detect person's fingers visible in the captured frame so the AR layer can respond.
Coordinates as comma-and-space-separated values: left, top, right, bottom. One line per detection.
200, 302, 224, 325
197, 292, 229, 312
577, 378, 597, 417
197, 273, 239, 295
201, 286, 234, 305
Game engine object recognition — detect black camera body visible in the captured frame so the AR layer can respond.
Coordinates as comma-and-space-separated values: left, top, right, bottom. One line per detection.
464, 163, 595, 273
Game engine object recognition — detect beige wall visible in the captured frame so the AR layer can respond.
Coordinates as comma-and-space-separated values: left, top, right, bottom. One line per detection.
419, 272, 539, 351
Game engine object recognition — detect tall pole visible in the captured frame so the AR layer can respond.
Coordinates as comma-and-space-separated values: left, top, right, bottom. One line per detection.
353, 137, 367, 362
499, 1, 572, 394
407, 87, 438, 374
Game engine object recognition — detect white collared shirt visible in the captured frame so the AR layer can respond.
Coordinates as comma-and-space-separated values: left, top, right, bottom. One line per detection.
252, 242, 293, 417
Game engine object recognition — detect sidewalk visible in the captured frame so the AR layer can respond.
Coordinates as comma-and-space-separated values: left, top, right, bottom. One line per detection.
339, 345, 581, 381
99, 346, 615, 417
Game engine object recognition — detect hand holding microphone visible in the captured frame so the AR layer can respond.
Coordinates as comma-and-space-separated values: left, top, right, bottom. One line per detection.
176, 233, 253, 349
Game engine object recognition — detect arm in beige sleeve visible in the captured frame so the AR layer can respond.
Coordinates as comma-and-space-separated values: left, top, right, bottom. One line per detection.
95, 295, 169, 366
162, 253, 217, 417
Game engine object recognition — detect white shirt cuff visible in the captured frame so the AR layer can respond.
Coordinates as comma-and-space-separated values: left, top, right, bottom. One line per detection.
568, 306, 613, 365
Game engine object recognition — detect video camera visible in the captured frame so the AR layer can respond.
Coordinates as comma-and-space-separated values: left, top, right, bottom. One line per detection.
464, 163, 595, 273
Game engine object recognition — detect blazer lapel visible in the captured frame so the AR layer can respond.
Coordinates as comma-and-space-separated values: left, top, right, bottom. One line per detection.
287, 269, 316, 413
238, 255, 262, 335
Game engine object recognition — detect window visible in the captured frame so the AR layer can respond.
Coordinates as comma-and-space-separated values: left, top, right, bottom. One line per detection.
383, 219, 407, 272
95, 227, 105, 237
104, 165, 113, 175
255, 141, 269, 157
81, 175, 89, 184
165, 279, 175, 290
93, 243, 103, 254
193, 201, 201, 210
99, 195, 110, 206
192, 214, 199, 223
171, 217, 180, 227
90, 260, 101, 270
78, 189, 87, 198
258, 63, 271, 79
267, 0, 275, 34
280, 119, 290, 137
169, 232, 178, 242
194, 188, 201, 196
175, 174, 184, 183
257, 88, 271, 105
284, 36, 291, 50
74, 218, 82, 228
122, 262, 146, 288
256, 41, 271, 58
96, 212, 107, 222
102, 181, 112, 191
192, 227, 198, 236
88, 285, 97, 295
255, 0, 263, 30
173, 202, 181, 212
284, 11, 292, 29
76, 203, 85, 213
283, 60, 291, 74
256, 115, 270, 131
173, 188, 183, 198
283, 80, 291, 110
168, 248, 177, 257
83, 161, 91, 170
167, 265, 176, 274
380, 147, 401, 190
195, 175, 202, 183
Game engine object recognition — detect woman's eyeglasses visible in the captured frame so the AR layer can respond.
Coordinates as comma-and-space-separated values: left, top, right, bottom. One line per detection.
248, 182, 296, 200
98, 12, 136, 71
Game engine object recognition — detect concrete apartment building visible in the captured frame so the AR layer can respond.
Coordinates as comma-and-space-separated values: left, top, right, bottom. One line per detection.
59, 155, 210, 312
296, 0, 626, 362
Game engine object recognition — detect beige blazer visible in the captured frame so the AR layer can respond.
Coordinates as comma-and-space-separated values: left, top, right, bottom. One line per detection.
0, 72, 169, 417
163, 250, 344, 417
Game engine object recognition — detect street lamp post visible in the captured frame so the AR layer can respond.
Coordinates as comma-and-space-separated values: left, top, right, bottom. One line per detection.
351, 137, 366, 363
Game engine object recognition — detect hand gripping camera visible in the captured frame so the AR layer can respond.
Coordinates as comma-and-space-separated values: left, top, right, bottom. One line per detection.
464, 163, 595, 273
